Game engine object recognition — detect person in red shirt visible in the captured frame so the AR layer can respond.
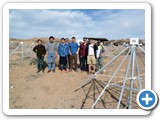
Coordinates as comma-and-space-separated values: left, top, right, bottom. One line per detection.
79, 37, 87, 72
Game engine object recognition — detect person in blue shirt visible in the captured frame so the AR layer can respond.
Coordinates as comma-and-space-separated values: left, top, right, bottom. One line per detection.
58, 38, 69, 71
69, 37, 79, 72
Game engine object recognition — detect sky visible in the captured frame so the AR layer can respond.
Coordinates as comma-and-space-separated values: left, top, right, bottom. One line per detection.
9, 9, 145, 40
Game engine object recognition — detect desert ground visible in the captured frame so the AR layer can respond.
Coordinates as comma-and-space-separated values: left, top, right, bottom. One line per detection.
9, 40, 145, 109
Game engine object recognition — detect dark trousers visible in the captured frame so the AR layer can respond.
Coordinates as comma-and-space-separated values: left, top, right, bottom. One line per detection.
80, 56, 87, 71
37, 56, 44, 70
70, 54, 77, 70
67, 54, 70, 69
59, 56, 67, 70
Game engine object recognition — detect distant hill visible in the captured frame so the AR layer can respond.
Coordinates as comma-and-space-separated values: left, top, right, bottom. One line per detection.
9, 37, 61, 44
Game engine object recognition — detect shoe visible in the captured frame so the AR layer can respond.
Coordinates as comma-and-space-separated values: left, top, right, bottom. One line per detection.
42, 69, 45, 73
53, 69, 55, 73
37, 69, 41, 73
47, 70, 51, 73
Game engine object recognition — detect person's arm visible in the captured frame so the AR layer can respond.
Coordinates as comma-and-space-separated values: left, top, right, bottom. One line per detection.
33, 46, 37, 53
57, 43, 60, 56
94, 44, 98, 51
76, 43, 79, 54
85, 44, 88, 57
43, 45, 46, 56
55, 42, 58, 58
45, 43, 48, 58
69, 44, 72, 55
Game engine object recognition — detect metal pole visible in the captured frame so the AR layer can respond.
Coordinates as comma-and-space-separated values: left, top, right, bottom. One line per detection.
135, 49, 142, 90
78, 47, 129, 90
80, 81, 94, 109
128, 45, 136, 109
93, 81, 96, 109
117, 48, 132, 108
91, 47, 131, 109
138, 45, 145, 53
21, 42, 24, 61
10, 43, 21, 55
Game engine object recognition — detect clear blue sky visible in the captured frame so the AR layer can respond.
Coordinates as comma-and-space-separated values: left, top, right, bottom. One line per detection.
9, 9, 145, 40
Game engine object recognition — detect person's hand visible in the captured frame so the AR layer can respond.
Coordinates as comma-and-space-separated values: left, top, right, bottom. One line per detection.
55, 52, 58, 58
76, 52, 78, 54
45, 53, 48, 58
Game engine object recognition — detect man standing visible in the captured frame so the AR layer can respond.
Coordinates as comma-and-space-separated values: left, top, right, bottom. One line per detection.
69, 37, 79, 72
33, 39, 46, 73
79, 37, 87, 72
86, 38, 98, 74
46, 36, 58, 73
96, 41, 105, 72
65, 38, 70, 69
58, 38, 69, 71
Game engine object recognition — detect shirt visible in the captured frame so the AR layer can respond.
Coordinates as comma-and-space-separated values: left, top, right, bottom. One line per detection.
58, 43, 69, 57
79, 43, 87, 57
88, 44, 94, 56
33, 44, 46, 58
69, 42, 79, 55
96, 46, 101, 58
46, 42, 57, 53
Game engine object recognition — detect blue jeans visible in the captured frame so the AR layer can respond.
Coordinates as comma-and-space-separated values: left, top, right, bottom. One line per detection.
80, 56, 87, 71
37, 56, 44, 70
96, 57, 103, 71
48, 53, 56, 70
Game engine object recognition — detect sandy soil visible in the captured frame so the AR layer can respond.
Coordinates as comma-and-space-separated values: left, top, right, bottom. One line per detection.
9, 45, 145, 109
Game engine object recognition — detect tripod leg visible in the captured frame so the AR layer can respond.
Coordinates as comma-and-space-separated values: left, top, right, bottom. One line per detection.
95, 80, 106, 109
81, 81, 94, 109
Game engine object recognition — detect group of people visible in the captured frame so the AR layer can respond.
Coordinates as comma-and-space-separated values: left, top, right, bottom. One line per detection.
33, 36, 105, 74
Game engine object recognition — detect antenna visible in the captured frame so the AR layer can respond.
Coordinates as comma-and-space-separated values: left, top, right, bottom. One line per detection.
76, 38, 145, 109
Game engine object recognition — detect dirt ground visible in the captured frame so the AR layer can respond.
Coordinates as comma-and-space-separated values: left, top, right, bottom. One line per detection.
9, 45, 145, 109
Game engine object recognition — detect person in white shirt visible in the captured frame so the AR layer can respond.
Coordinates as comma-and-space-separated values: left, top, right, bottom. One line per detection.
96, 41, 105, 72
86, 39, 98, 74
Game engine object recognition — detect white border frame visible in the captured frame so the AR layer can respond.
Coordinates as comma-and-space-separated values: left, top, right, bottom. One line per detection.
3, 3, 151, 115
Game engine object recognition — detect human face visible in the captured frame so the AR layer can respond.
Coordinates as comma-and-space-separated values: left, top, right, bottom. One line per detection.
83, 39, 87, 43
61, 39, 65, 43
49, 38, 54, 43
38, 41, 42, 45
66, 39, 69, 43
89, 39, 93, 44
72, 38, 76, 42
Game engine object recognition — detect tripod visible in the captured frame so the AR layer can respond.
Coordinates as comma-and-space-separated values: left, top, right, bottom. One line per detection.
76, 38, 145, 109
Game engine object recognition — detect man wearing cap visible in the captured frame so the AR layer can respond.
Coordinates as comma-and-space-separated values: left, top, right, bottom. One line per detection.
33, 39, 46, 73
